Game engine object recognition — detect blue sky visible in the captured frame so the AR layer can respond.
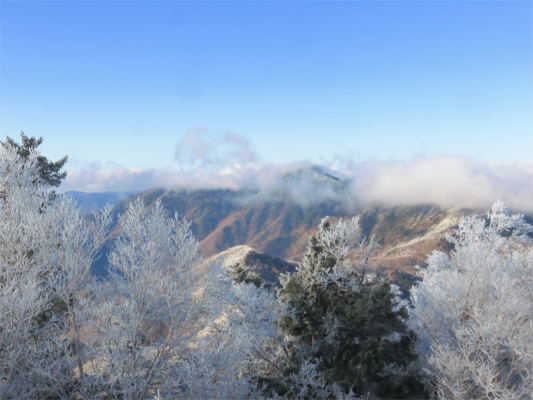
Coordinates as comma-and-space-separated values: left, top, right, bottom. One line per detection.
1, 1, 532, 208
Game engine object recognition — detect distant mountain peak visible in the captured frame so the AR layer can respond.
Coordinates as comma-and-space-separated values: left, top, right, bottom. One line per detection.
281, 165, 348, 187
308, 165, 341, 182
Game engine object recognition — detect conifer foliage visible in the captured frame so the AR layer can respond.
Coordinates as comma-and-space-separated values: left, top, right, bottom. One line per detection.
271, 217, 424, 399
0, 132, 67, 188
229, 262, 264, 288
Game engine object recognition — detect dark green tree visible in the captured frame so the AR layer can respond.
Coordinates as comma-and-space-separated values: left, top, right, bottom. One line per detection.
228, 262, 267, 289
269, 217, 425, 399
1, 131, 67, 188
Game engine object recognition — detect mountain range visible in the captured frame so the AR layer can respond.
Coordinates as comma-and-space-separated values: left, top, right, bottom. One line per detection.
65, 190, 138, 215
70, 168, 532, 293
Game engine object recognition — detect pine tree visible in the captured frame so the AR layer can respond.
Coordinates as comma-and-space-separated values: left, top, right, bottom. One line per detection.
272, 217, 424, 399
1, 131, 67, 188
229, 262, 266, 288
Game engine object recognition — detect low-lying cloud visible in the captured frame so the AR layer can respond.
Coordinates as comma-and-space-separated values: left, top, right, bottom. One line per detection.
342, 156, 533, 211
61, 128, 532, 212
62, 155, 533, 213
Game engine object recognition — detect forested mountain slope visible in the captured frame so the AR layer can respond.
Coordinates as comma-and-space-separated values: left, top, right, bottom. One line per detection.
83, 169, 532, 290
89, 193, 471, 291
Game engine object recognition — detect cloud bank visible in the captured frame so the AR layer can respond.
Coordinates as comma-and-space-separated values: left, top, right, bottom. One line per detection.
342, 156, 533, 212
62, 155, 533, 213
60, 129, 532, 212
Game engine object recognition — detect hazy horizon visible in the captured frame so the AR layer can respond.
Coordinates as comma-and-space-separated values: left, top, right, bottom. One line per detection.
59, 154, 532, 213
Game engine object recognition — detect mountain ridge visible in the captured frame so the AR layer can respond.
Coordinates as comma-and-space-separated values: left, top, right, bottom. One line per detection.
88, 189, 473, 292
75, 168, 531, 291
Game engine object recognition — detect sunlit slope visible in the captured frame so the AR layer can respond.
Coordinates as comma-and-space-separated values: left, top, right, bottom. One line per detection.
204, 245, 298, 285
89, 169, 531, 288
95, 188, 475, 287
105, 187, 351, 260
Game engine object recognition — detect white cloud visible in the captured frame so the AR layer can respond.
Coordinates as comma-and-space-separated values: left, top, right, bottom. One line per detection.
61, 130, 533, 213
341, 155, 533, 212
61, 155, 533, 213
174, 127, 213, 162
174, 128, 257, 170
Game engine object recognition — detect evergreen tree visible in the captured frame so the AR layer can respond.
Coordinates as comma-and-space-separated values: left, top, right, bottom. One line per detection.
271, 217, 424, 399
229, 262, 266, 288
1, 131, 67, 188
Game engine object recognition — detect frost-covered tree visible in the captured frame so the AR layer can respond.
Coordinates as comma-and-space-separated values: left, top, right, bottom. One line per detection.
80, 198, 213, 398
262, 217, 424, 399
0, 144, 109, 398
1, 132, 67, 188
410, 202, 533, 400
45, 198, 112, 386
81, 198, 278, 399
250, 359, 367, 400
0, 142, 282, 399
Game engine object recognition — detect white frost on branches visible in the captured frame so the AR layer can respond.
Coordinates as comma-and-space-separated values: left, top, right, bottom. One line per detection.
281, 216, 379, 296
81, 198, 280, 399
0, 145, 111, 398
1, 145, 277, 399
410, 202, 533, 400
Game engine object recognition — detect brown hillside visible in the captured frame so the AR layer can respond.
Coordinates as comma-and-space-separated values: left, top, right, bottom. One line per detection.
93, 184, 505, 294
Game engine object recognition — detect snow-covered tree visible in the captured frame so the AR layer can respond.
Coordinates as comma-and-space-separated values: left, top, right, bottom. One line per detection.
1, 131, 68, 188
0, 142, 295, 399
410, 202, 533, 400
80, 198, 279, 399
45, 198, 112, 387
249, 358, 368, 400
261, 217, 424, 399
0, 144, 110, 398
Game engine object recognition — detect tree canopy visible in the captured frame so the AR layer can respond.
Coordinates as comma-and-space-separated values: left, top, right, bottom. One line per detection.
410, 202, 533, 400
260, 217, 425, 399
1, 131, 67, 187
0, 143, 277, 399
